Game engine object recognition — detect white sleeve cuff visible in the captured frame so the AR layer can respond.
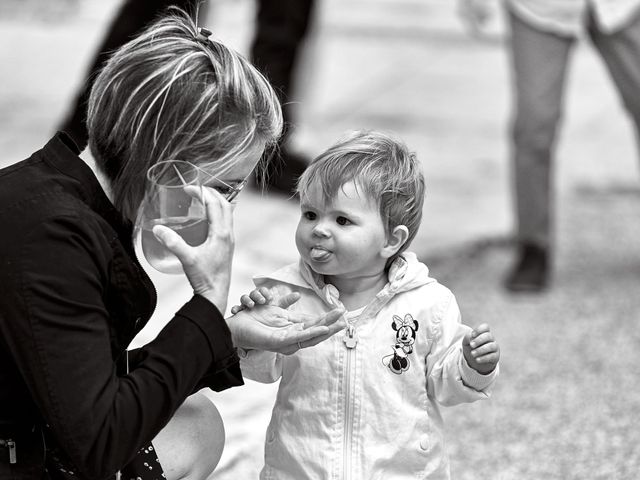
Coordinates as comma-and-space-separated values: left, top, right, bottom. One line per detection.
459, 355, 499, 392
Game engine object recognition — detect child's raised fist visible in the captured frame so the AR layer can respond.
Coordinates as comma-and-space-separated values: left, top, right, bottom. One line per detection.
462, 323, 500, 374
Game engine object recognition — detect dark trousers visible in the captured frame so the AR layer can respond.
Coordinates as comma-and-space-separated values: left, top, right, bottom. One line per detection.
508, 8, 640, 249
251, 0, 315, 142
60, 0, 199, 150
61, 0, 315, 155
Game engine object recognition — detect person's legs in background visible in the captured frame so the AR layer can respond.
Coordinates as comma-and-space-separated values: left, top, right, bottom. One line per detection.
588, 9, 640, 159
251, 0, 315, 195
58, 0, 201, 151
505, 11, 574, 292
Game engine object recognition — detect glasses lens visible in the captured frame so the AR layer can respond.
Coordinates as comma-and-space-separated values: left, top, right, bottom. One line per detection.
204, 177, 245, 200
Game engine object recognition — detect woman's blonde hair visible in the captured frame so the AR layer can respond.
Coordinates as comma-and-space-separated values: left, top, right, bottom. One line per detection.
87, 8, 282, 222
296, 130, 425, 264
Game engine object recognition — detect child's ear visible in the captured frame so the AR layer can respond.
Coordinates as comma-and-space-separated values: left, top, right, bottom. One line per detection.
382, 225, 409, 258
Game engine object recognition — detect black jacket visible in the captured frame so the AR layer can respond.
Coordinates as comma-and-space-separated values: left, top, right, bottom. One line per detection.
0, 133, 243, 478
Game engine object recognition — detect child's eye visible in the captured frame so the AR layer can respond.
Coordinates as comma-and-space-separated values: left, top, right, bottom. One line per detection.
303, 211, 316, 221
336, 216, 351, 226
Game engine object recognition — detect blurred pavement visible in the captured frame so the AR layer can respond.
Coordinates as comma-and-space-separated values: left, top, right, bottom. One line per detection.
1, 1, 640, 478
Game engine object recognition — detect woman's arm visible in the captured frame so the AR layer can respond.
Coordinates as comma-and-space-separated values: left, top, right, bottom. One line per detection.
2, 213, 234, 478
239, 349, 283, 383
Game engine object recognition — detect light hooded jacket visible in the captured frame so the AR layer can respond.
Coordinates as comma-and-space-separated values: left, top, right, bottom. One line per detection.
506, 0, 640, 36
240, 252, 498, 480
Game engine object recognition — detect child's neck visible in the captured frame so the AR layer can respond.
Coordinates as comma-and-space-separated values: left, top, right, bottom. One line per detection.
325, 271, 388, 311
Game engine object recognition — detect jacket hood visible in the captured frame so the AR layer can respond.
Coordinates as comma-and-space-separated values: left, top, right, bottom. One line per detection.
254, 251, 436, 314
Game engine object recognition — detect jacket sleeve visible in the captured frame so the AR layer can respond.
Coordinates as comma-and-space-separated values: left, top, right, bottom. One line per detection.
425, 290, 498, 407
0, 213, 241, 478
238, 348, 283, 383
235, 279, 293, 382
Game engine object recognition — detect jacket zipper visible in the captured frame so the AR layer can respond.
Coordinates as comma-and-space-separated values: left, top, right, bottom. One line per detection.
342, 324, 357, 479
0, 439, 16, 464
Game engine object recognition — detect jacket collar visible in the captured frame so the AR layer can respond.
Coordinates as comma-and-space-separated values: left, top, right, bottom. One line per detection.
39, 132, 134, 244
255, 252, 436, 316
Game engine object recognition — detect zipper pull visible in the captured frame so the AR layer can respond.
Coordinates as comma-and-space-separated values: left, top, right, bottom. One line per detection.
343, 324, 358, 349
7, 439, 16, 464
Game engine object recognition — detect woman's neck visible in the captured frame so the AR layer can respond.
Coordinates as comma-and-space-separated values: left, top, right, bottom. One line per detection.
325, 271, 388, 311
80, 148, 114, 203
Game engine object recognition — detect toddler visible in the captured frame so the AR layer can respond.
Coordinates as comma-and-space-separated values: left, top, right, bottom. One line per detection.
234, 130, 500, 479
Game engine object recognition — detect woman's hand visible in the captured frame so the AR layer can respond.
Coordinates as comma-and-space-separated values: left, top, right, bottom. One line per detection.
462, 323, 500, 374
152, 186, 234, 313
227, 293, 345, 354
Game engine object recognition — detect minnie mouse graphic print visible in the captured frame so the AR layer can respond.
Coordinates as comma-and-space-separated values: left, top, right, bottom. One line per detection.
382, 313, 419, 374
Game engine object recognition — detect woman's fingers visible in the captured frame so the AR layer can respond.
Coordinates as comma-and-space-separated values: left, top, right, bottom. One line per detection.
164, 186, 236, 310
156, 185, 233, 262
288, 325, 331, 344
183, 185, 205, 202
277, 315, 346, 355
276, 326, 331, 355
197, 186, 232, 239
152, 224, 190, 260
288, 308, 344, 328
228, 305, 347, 353
277, 310, 346, 355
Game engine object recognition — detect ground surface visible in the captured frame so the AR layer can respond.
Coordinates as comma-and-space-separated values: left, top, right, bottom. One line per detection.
2, 1, 640, 478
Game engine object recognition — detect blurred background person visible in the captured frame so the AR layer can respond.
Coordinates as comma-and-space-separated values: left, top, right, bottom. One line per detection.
250, 0, 315, 195
7, 1, 640, 478
58, 0, 314, 195
460, 0, 640, 292
58, 0, 202, 150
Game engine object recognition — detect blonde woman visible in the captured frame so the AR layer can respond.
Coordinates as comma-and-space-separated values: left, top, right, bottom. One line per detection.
0, 9, 342, 479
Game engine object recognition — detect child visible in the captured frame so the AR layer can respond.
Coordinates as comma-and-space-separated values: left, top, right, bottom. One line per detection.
234, 130, 500, 479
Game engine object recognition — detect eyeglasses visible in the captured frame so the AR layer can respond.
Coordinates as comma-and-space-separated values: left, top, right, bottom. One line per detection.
203, 176, 248, 202
147, 160, 249, 203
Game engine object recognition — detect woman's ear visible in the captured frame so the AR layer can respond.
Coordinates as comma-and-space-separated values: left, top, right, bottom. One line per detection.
382, 225, 409, 258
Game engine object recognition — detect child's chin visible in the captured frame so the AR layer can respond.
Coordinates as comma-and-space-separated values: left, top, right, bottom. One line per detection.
307, 260, 336, 275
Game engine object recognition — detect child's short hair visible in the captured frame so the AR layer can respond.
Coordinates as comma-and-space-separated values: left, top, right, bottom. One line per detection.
297, 130, 425, 260
87, 8, 282, 221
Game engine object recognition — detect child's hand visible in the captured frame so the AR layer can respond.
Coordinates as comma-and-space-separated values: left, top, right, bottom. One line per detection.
462, 323, 500, 375
230, 286, 300, 314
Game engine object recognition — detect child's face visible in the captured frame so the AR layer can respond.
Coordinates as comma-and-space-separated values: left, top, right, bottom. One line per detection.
295, 180, 390, 280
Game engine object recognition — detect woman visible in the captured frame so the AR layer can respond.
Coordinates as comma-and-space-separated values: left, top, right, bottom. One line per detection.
0, 9, 342, 479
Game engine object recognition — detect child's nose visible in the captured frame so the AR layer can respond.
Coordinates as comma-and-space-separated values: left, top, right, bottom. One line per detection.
312, 222, 331, 237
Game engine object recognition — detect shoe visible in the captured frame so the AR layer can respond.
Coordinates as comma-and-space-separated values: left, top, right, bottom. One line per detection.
504, 243, 549, 293
260, 150, 309, 196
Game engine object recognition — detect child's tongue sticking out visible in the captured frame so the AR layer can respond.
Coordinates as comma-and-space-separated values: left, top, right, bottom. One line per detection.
310, 247, 331, 262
